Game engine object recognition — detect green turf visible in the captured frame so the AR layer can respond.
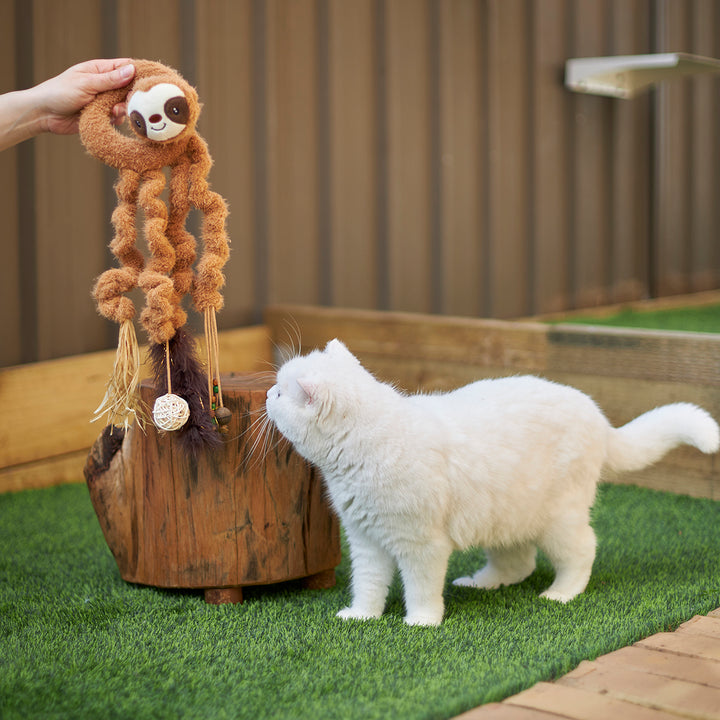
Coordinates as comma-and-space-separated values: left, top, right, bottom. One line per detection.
1, 483, 719, 720
556, 303, 720, 333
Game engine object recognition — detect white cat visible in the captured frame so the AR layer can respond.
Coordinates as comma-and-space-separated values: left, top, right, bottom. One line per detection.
265, 339, 719, 626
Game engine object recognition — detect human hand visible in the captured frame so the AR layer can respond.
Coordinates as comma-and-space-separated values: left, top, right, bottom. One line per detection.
32, 58, 136, 136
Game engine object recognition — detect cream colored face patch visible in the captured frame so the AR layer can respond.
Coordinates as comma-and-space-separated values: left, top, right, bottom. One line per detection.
128, 83, 189, 141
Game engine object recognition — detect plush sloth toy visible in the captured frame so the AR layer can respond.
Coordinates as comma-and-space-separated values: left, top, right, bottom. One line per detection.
79, 59, 231, 453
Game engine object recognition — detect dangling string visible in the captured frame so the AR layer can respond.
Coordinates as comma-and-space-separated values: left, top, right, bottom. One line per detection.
205, 307, 231, 429
165, 340, 173, 396
204, 307, 221, 409
152, 339, 190, 432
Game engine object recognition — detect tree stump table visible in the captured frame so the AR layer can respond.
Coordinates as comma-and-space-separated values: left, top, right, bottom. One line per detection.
84, 374, 341, 604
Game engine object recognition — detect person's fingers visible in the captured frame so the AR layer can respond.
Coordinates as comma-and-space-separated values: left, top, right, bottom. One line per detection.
84, 62, 135, 95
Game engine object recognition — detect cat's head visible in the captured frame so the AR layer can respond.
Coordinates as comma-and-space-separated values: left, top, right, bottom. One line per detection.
265, 339, 366, 455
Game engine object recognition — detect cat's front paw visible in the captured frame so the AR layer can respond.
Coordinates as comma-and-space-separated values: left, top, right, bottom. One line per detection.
337, 606, 382, 621
539, 589, 576, 603
404, 610, 443, 627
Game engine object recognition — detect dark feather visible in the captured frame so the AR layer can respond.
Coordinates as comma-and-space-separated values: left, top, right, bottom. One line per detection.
148, 328, 222, 456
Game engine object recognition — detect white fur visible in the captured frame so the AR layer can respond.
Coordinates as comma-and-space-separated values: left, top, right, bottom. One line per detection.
265, 339, 719, 626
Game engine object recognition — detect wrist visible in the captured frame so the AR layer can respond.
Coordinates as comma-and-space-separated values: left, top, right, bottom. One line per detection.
0, 87, 47, 149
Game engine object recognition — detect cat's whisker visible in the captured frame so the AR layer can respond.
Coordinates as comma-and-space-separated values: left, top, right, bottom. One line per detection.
272, 316, 303, 367
243, 410, 284, 469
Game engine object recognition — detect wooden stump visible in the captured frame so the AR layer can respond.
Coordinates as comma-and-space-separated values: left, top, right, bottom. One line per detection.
84, 374, 341, 603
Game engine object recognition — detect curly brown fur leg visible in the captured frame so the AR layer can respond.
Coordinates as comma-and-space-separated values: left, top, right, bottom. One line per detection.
137, 170, 180, 345
110, 169, 145, 274
186, 135, 230, 314
168, 156, 197, 302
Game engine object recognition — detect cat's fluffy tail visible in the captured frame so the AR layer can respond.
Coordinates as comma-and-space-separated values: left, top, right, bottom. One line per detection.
604, 402, 719, 474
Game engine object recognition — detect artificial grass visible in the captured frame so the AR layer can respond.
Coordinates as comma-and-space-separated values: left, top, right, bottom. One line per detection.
556, 302, 720, 333
1, 482, 719, 720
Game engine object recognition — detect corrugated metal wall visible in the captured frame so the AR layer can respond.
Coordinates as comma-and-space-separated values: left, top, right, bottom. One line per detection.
2, 0, 719, 367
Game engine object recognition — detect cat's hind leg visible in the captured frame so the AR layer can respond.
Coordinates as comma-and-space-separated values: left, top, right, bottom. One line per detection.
337, 529, 396, 621
452, 543, 536, 590
538, 520, 596, 603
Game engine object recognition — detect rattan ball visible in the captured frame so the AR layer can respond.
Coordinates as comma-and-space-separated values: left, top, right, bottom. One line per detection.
152, 393, 190, 431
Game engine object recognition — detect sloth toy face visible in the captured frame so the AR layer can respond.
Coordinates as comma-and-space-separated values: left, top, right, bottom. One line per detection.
127, 82, 190, 142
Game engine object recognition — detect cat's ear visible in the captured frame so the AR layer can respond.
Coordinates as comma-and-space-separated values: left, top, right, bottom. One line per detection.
296, 377, 322, 405
325, 338, 356, 362
325, 338, 347, 355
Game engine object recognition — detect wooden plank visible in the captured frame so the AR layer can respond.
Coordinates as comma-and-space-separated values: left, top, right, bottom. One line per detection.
531, 0, 571, 316
559, 662, 720, 717
486, 0, 530, 318
597, 645, 720, 688
438, 0, 484, 317
505, 681, 680, 720
0, 451, 89, 494
32, 0, 109, 360
688, 0, 720, 292
570, 0, 611, 309
638, 631, 720, 663
608, 0, 650, 304
265, 304, 549, 383
0, 326, 272, 472
653, 1, 692, 297
454, 702, 564, 719
678, 615, 720, 638
265, 0, 321, 307
0, 0, 21, 367
195, 0, 256, 326
327, 0, 379, 310
546, 324, 720, 386
385, 0, 432, 313
266, 304, 720, 387
265, 305, 720, 499
117, 0, 182, 67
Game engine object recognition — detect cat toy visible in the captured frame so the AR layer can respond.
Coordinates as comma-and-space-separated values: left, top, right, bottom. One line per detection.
79, 59, 231, 452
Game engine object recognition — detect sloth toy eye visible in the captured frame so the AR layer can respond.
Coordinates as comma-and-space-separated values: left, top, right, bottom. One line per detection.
164, 96, 189, 125
129, 110, 147, 137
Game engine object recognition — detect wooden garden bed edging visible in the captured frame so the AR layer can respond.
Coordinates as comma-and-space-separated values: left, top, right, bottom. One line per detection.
264, 304, 720, 500
5, 302, 719, 499
0, 326, 272, 493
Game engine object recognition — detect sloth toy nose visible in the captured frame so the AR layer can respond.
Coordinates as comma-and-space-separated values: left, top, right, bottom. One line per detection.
149, 114, 162, 123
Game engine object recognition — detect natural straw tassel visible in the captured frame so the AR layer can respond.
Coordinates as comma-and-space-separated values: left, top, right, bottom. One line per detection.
93, 319, 148, 430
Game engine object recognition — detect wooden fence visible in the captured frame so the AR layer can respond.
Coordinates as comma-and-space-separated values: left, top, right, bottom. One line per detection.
2, 0, 720, 367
